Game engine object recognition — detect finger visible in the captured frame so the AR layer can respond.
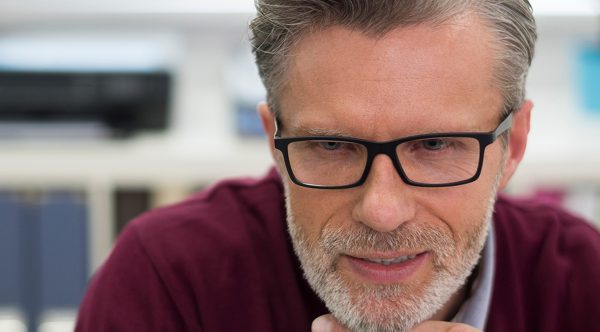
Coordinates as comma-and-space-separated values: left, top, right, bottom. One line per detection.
410, 321, 482, 332
311, 314, 350, 332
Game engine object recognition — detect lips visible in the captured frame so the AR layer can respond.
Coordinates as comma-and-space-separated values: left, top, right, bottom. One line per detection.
341, 252, 429, 284
362, 254, 418, 266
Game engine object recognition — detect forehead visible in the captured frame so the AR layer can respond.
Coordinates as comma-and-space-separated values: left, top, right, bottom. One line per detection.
279, 14, 503, 138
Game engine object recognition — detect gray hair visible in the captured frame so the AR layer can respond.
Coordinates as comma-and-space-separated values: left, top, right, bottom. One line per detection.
250, 0, 536, 118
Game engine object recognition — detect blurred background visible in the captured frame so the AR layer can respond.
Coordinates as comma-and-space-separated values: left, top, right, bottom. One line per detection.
0, 0, 599, 331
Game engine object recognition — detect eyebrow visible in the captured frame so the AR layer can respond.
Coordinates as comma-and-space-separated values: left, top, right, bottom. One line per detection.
283, 124, 480, 139
287, 125, 353, 137
276, 116, 493, 140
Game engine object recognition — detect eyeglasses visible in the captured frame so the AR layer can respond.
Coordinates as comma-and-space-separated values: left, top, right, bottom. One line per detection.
273, 113, 513, 189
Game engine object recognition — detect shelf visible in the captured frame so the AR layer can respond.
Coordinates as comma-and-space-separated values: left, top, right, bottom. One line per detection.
0, 0, 255, 29
0, 137, 273, 188
0, 0, 256, 15
530, 0, 599, 17
0, 0, 597, 29
0, 133, 598, 190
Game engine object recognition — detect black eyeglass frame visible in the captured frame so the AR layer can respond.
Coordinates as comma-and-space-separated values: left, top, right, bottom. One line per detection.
273, 112, 513, 189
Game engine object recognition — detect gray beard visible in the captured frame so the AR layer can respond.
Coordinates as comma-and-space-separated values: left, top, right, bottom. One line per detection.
284, 183, 499, 332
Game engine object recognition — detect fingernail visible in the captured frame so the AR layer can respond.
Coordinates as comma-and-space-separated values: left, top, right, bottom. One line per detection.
311, 315, 334, 332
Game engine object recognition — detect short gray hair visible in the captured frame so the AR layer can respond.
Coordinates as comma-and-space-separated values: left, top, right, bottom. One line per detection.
250, 0, 536, 118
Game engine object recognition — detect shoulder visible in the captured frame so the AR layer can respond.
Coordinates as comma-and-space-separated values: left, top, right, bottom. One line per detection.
137, 167, 284, 224
89, 168, 287, 289
129, 168, 285, 251
493, 194, 600, 256
76, 169, 290, 330
489, 194, 600, 332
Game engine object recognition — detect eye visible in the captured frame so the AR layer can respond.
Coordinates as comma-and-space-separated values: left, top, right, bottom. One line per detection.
421, 139, 448, 151
318, 141, 343, 151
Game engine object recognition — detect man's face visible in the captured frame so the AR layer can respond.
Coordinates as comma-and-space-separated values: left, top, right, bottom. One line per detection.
267, 15, 513, 332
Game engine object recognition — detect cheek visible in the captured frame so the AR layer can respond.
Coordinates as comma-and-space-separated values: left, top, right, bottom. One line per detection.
425, 185, 491, 225
417, 159, 500, 240
287, 185, 355, 242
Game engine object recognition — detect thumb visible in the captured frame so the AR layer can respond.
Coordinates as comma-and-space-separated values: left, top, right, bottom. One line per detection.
410, 321, 481, 332
311, 314, 350, 332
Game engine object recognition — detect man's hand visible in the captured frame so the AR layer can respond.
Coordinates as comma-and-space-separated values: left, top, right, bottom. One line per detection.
410, 321, 482, 332
311, 314, 348, 332
311, 314, 482, 332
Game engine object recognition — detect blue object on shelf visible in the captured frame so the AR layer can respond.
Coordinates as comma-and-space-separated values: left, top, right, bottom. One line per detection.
39, 192, 88, 310
577, 43, 600, 113
235, 101, 264, 137
0, 192, 22, 307
0, 191, 88, 332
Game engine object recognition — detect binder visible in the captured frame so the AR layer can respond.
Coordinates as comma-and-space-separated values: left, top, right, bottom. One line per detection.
0, 190, 88, 331
39, 192, 88, 310
0, 192, 21, 307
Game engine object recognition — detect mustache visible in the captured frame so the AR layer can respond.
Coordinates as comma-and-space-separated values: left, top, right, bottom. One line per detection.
320, 222, 456, 259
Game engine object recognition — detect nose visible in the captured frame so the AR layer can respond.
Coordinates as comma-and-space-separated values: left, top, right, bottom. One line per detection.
351, 155, 416, 233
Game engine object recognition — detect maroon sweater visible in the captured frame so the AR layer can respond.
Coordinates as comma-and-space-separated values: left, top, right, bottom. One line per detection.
75, 169, 600, 331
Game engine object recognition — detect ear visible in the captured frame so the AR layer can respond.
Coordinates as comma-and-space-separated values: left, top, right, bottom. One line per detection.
257, 102, 277, 158
498, 100, 533, 190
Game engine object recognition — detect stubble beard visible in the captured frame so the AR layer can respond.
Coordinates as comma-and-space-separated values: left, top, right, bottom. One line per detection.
285, 183, 499, 332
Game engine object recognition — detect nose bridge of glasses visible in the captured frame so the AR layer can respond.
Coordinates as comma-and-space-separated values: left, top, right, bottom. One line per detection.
365, 140, 399, 158
363, 141, 406, 180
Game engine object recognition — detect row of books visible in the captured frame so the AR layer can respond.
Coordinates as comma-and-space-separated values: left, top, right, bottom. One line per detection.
0, 191, 88, 332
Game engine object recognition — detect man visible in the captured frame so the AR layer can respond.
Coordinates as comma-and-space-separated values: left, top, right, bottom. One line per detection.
76, 1, 600, 331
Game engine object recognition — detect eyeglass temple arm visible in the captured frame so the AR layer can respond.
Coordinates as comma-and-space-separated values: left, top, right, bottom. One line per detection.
493, 112, 513, 139
273, 116, 282, 138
